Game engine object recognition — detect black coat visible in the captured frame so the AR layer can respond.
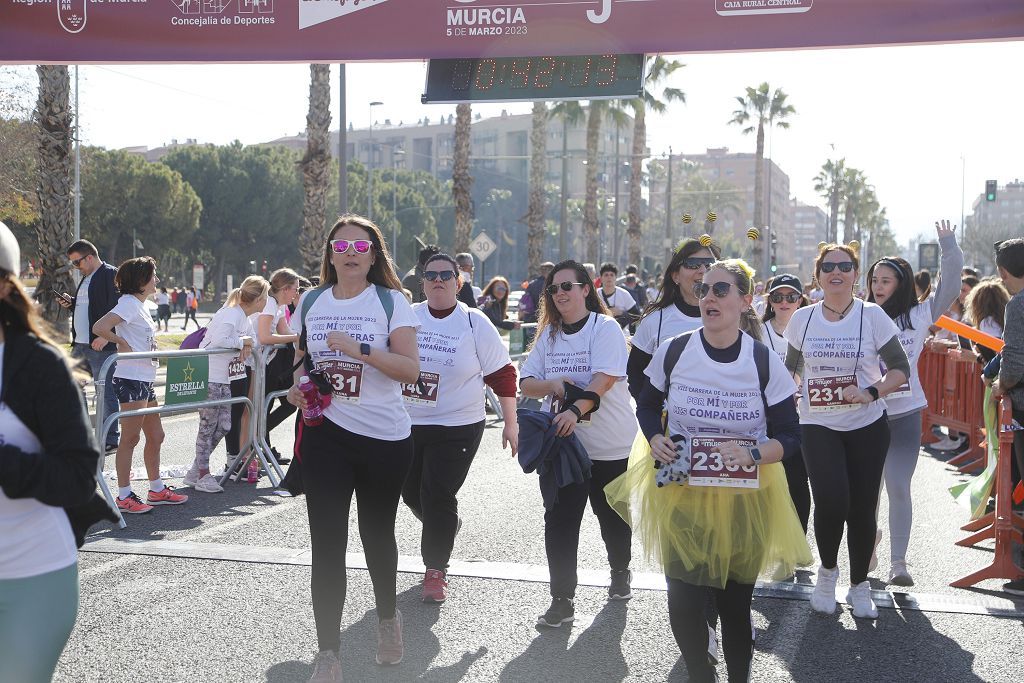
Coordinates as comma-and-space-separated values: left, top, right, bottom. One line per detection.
70, 261, 118, 350
0, 329, 116, 547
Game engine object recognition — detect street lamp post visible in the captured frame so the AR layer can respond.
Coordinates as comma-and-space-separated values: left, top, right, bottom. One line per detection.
367, 101, 383, 221
392, 147, 405, 263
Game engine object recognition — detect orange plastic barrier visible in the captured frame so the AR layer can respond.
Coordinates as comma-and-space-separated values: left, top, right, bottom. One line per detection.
952, 399, 1024, 588
933, 315, 1005, 352
920, 343, 987, 473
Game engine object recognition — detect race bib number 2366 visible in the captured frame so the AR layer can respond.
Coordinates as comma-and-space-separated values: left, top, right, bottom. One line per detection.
688, 436, 759, 489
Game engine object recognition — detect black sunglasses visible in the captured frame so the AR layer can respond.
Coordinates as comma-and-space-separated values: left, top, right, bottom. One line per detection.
769, 292, 802, 304
682, 257, 715, 271
694, 282, 735, 299
546, 282, 586, 296
70, 255, 89, 267
423, 270, 458, 282
820, 261, 855, 274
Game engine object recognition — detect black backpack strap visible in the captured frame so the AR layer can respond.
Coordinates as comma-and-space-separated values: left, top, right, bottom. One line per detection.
753, 339, 770, 413
661, 331, 694, 394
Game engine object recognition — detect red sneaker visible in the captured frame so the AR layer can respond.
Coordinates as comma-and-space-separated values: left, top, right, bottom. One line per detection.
116, 492, 153, 515
147, 485, 189, 506
421, 569, 448, 603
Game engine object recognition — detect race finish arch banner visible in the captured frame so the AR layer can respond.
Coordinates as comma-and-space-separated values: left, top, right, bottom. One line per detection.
1, 1, 1023, 63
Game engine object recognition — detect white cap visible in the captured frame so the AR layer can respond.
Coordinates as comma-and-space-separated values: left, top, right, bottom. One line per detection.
0, 221, 19, 275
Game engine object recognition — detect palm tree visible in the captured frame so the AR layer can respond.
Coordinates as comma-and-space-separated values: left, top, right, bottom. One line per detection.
840, 167, 867, 244
813, 158, 846, 243
729, 83, 795, 270
628, 56, 685, 266
451, 103, 473, 252
33, 65, 74, 330
548, 101, 585, 261
300, 64, 331, 275
581, 101, 624, 264
525, 101, 548, 275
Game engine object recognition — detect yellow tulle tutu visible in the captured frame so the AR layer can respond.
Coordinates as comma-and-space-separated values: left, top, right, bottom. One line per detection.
605, 432, 812, 589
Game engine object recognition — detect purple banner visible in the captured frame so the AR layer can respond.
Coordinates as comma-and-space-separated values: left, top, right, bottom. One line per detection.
1, 1, 1022, 64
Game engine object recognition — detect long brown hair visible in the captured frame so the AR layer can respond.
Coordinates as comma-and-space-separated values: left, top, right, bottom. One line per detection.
964, 279, 1009, 330
645, 238, 722, 316
318, 214, 403, 291
481, 276, 511, 318
536, 260, 608, 342
0, 268, 66, 353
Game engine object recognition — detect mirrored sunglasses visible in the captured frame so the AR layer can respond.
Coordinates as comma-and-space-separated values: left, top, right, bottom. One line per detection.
694, 281, 735, 300
682, 257, 715, 271
769, 292, 802, 304
546, 282, 586, 296
820, 261, 855, 273
330, 239, 373, 255
423, 270, 458, 282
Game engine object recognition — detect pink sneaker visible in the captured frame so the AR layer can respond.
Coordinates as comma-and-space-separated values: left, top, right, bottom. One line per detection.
147, 485, 189, 505
421, 569, 448, 603
116, 492, 153, 515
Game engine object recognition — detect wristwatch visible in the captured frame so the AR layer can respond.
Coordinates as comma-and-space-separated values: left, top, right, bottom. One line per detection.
360, 342, 371, 358
565, 404, 583, 422
749, 447, 762, 464
866, 386, 880, 402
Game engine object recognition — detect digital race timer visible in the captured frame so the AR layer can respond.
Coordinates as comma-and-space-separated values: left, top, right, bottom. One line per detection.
422, 54, 645, 104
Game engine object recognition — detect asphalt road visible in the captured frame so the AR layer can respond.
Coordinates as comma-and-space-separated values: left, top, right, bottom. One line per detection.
58, 409, 1024, 682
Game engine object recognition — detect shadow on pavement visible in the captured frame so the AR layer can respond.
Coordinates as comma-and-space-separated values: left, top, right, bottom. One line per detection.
499, 600, 629, 682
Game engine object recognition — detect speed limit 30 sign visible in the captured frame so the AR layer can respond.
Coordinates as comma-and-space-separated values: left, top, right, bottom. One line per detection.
470, 232, 497, 262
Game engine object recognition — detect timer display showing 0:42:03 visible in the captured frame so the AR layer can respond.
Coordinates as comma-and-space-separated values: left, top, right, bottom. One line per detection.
423, 54, 644, 103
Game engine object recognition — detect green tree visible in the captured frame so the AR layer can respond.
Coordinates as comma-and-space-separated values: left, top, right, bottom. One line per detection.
526, 101, 548, 275
581, 102, 630, 264
813, 158, 846, 244
627, 56, 685, 266
549, 101, 585, 261
840, 167, 868, 244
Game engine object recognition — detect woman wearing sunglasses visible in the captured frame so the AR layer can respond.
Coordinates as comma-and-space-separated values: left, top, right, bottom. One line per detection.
608, 259, 809, 683
759, 273, 811, 533
627, 238, 721, 399
478, 276, 520, 331
519, 260, 638, 627
783, 244, 910, 619
401, 254, 519, 604
287, 215, 420, 681
866, 220, 962, 587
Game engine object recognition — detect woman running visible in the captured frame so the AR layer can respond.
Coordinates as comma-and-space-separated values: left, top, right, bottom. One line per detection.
519, 260, 638, 628
288, 215, 420, 681
402, 254, 519, 603
784, 243, 909, 618
608, 258, 809, 683
865, 220, 963, 586
627, 238, 720, 399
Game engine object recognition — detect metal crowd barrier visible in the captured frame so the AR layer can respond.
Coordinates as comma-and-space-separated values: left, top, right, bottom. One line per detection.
95, 347, 274, 528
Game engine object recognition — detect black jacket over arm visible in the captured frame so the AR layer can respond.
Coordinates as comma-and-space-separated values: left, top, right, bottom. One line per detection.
0, 330, 116, 546
70, 261, 119, 350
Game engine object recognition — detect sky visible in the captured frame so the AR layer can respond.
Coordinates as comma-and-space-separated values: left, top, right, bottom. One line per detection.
4, 40, 1023, 247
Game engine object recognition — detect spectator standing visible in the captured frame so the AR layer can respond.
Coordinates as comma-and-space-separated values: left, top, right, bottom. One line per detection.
455, 253, 480, 307
402, 245, 440, 305
59, 239, 120, 453
169, 287, 179, 315
182, 286, 200, 330
597, 262, 641, 330
478, 276, 520, 331
991, 238, 1024, 596
518, 261, 554, 348
155, 287, 171, 332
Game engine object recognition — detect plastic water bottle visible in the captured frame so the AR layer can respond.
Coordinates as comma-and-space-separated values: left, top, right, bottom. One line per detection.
299, 376, 324, 426
247, 458, 259, 484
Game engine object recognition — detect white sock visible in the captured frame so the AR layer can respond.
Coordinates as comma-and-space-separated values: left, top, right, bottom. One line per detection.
118, 486, 132, 500
149, 479, 165, 493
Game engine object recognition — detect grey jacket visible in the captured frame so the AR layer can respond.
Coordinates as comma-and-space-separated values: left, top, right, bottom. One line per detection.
999, 289, 1024, 411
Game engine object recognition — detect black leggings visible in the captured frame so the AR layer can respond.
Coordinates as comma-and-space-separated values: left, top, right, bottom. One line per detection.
225, 370, 251, 457
782, 449, 811, 534
802, 415, 891, 584
403, 421, 486, 571
300, 417, 414, 653
545, 458, 632, 599
668, 578, 755, 683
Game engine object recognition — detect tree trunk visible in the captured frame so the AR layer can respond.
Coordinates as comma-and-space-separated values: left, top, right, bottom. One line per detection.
452, 103, 474, 252
526, 101, 547, 276
300, 64, 332, 275
628, 104, 645, 266
583, 105, 601, 264
829, 188, 840, 244
753, 120, 766, 270
33, 65, 74, 334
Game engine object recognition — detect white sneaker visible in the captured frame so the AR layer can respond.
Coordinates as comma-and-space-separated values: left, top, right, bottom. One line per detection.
868, 528, 883, 573
810, 566, 839, 614
194, 473, 224, 493
889, 560, 914, 587
706, 624, 719, 665
931, 435, 963, 452
183, 465, 200, 487
846, 580, 879, 619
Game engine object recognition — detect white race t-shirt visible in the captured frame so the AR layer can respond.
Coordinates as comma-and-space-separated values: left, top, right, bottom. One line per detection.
73, 272, 92, 345
256, 296, 288, 364
0, 346, 77, 580
631, 305, 703, 354
111, 295, 157, 382
292, 285, 419, 441
645, 332, 797, 443
598, 286, 637, 326
520, 313, 638, 461
761, 320, 789, 364
200, 305, 251, 384
406, 302, 511, 426
882, 302, 937, 416
156, 292, 170, 306
784, 300, 901, 430
979, 316, 1003, 339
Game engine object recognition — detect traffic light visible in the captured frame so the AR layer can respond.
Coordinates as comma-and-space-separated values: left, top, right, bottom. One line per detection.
770, 234, 778, 272
986, 180, 997, 202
